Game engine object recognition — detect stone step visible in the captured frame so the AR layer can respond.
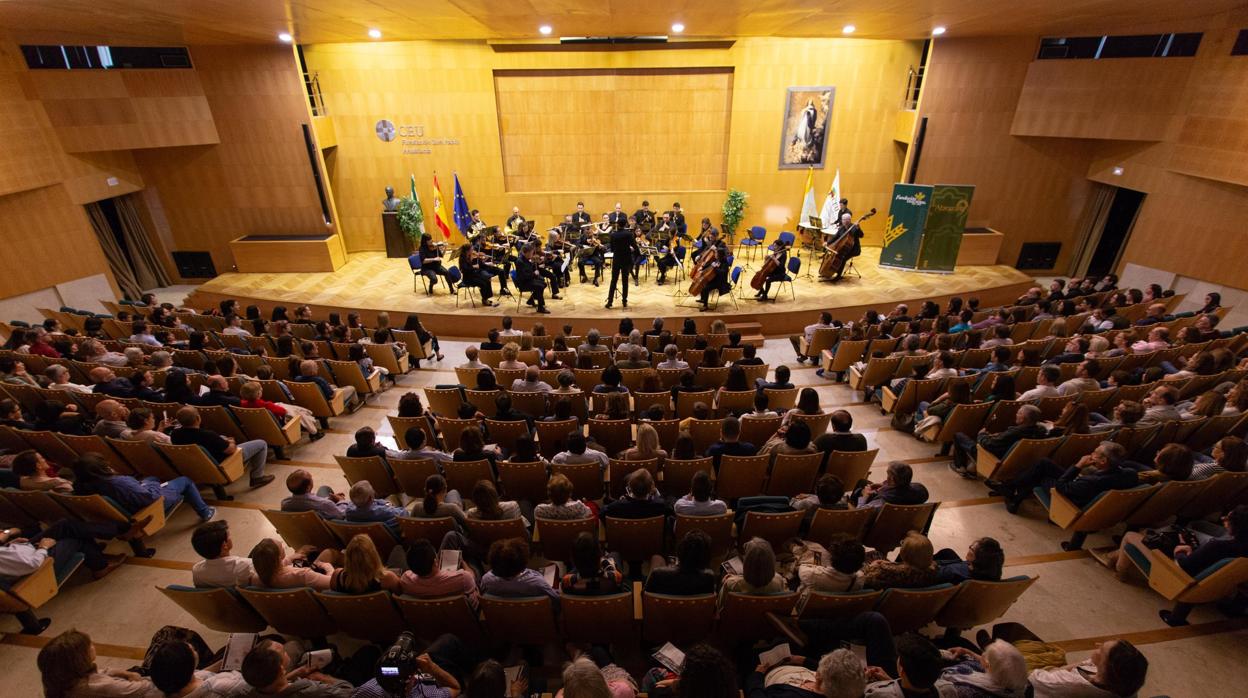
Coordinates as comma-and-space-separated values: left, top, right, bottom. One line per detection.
726, 321, 765, 346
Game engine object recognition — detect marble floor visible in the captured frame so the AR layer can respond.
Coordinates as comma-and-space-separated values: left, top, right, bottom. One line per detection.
3, 335, 1246, 696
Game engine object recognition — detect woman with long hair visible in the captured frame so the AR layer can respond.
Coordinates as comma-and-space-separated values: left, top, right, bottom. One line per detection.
619, 422, 667, 463
402, 313, 444, 362
467, 479, 527, 525
249, 537, 335, 590
330, 534, 400, 594
415, 473, 468, 525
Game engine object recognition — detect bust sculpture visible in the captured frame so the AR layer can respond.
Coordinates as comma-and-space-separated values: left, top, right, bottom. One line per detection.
382, 186, 401, 213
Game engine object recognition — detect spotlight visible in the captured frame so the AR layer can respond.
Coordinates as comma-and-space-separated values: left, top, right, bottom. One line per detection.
672, 23, 685, 34
842, 25, 856, 34
539, 25, 553, 35
1112, 167, 1125, 176
368, 28, 382, 39
932, 26, 947, 36
278, 32, 293, 43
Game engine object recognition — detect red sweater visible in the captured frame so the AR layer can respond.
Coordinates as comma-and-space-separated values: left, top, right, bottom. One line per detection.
240, 397, 286, 418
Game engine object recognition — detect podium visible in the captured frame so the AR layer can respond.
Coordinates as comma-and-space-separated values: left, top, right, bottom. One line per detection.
382, 212, 413, 258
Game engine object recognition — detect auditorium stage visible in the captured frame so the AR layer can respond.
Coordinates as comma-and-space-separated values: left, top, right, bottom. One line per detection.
189, 248, 1034, 338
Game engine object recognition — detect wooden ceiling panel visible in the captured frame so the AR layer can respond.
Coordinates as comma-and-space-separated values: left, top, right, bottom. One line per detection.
0, 0, 1238, 46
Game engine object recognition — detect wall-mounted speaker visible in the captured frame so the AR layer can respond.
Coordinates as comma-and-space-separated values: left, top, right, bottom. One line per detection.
1016, 242, 1061, 270
171, 251, 217, 278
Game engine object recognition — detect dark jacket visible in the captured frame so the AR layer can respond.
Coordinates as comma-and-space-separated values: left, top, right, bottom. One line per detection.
977, 424, 1048, 459
1177, 536, 1248, 576
1044, 352, 1085, 365
819, 432, 868, 453
1055, 464, 1138, 508
93, 378, 135, 398
602, 496, 670, 520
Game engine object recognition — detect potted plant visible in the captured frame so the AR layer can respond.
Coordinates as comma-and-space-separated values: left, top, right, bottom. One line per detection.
721, 188, 749, 245
396, 195, 426, 248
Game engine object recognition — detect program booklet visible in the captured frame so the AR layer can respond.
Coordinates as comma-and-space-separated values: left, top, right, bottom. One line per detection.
653, 642, 686, 674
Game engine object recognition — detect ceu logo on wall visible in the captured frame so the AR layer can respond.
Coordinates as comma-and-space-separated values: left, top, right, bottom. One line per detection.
375, 119, 396, 142
373, 119, 458, 155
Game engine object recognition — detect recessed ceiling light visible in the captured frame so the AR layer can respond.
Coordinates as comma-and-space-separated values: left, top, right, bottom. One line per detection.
932, 26, 947, 36
672, 23, 685, 34
368, 28, 382, 39
1112, 166, 1125, 176
278, 32, 293, 43
842, 25, 856, 34
538, 25, 552, 35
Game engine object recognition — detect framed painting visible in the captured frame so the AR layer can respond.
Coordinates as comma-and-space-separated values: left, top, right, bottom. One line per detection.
778, 86, 835, 169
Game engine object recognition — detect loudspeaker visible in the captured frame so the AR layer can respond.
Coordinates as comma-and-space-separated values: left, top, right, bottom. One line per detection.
171, 251, 217, 278
1016, 242, 1061, 270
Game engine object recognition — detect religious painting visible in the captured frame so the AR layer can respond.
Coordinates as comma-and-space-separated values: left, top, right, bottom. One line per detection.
778, 86, 835, 169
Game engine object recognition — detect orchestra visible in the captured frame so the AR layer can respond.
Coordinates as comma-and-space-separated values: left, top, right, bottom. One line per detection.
409, 197, 866, 312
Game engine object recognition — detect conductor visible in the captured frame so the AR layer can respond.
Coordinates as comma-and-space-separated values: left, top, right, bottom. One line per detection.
606, 224, 639, 309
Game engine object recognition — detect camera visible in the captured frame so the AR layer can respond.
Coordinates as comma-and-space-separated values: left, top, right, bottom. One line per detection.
375, 631, 419, 695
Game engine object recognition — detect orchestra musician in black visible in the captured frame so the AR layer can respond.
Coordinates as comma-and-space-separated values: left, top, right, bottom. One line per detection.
505, 206, 526, 234
579, 214, 610, 285
607, 202, 628, 233
830, 211, 864, 280
515, 243, 551, 314
654, 214, 680, 286
545, 228, 572, 287
571, 201, 592, 229
633, 200, 655, 234
672, 202, 689, 240
755, 238, 791, 300
418, 233, 455, 294
697, 246, 732, 312
481, 227, 514, 297
457, 242, 498, 307
606, 220, 640, 309
691, 217, 723, 265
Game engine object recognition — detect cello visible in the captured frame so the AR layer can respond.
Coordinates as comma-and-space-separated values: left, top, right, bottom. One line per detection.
750, 239, 789, 290
819, 208, 876, 280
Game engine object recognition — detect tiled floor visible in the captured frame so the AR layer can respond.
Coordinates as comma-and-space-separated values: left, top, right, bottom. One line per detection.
3, 336, 1245, 695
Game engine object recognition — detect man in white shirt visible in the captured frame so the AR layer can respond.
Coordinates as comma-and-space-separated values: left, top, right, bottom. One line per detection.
552, 432, 609, 470
499, 315, 523, 338
791, 311, 835, 363
1057, 359, 1102, 397
190, 520, 258, 588
1131, 326, 1170, 355
510, 365, 552, 393
459, 346, 490, 371
222, 314, 252, 337
44, 364, 92, 393
128, 320, 164, 347
393, 427, 455, 471
1028, 638, 1148, 698
1019, 365, 1062, 401
657, 344, 689, 370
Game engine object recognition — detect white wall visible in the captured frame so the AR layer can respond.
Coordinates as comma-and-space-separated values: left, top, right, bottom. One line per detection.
0, 273, 113, 324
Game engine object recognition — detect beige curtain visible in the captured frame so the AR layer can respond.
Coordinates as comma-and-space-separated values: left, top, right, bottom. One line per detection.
85, 202, 143, 300
115, 194, 172, 290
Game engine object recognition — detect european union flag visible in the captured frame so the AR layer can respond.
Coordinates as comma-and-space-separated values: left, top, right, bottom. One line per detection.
452, 173, 472, 234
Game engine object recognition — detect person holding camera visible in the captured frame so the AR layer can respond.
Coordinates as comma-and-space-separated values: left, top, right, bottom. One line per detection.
354, 633, 477, 698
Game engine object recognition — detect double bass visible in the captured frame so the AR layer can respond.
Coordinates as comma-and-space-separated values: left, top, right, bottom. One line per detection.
819, 208, 876, 280
750, 239, 789, 291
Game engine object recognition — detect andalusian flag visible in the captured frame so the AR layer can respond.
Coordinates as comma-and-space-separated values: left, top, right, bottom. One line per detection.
452, 172, 473, 234
408, 174, 426, 236
799, 166, 818, 228
820, 169, 842, 233
431, 172, 453, 240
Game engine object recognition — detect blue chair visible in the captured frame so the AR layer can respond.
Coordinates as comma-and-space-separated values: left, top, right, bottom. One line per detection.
448, 266, 478, 309
773, 256, 800, 302
407, 253, 428, 294
740, 226, 766, 261
777, 231, 796, 247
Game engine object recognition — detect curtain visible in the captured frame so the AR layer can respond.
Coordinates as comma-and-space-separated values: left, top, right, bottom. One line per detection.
115, 194, 172, 290
85, 202, 143, 300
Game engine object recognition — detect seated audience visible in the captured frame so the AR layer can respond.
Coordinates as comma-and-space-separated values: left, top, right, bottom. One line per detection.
856, 461, 929, 509
863, 531, 939, 590
673, 470, 728, 516
281, 469, 348, 519
534, 473, 593, 520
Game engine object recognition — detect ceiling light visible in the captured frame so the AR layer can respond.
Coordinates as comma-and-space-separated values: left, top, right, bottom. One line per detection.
932, 26, 947, 36
1112, 166, 1125, 176
842, 25, 856, 34
368, 28, 382, 39
538, 25, 552, 35
278, 32, 293, 43
671, 23, 685, 34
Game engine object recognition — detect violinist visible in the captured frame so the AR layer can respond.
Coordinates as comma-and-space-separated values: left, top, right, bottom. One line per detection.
628, 215, 648, 284
755, 238, 791, 300
655, 214, 680, 286
545, 229, 572, 287
418, 233, 455, 295
485, 227, 515, 297
696, 246, 732, 312
457, 243, 498, 307
579, 230, 606, 286
515, 243, 552, 314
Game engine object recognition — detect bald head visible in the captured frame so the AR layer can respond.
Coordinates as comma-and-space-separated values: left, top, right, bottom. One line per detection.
206, 375, 229, 391
96, 399, 126, 421
89, 366, 116, 384
525, 365, 540, 381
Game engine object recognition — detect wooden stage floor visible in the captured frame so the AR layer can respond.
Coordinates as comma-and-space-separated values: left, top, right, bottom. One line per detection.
190, 248, 1034, 337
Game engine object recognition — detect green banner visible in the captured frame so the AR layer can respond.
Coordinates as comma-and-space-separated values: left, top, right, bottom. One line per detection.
879, 183, 932, 270
917, 184, 975, 273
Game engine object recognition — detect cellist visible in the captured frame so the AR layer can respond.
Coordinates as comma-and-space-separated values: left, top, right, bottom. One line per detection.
754, 238, 791, 300
696, 246, 732, 312
828, 211, 864, 280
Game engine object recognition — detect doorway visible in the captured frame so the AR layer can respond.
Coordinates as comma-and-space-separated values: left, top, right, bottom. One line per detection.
1085, 186, 1145, 277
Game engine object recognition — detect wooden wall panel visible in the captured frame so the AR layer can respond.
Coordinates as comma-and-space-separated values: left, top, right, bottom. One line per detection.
29, 70, 219, 152
914, 36, 1098, 272
494, 68, 732, 192
131, 45, 337, 274
0, 184, 114, 298
61, 150, 145, 204
303, 38, 921, 252
1168, 15, 1248, 187
0, 43, 63, 198
1011, 58, 1191, 141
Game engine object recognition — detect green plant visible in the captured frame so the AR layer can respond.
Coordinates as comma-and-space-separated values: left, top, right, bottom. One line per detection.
396, 196, 426, 241
721, 188, 749, 240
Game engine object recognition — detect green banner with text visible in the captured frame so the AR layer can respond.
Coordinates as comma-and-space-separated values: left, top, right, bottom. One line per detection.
917, 184, 975, 273
879, 183, 932, 270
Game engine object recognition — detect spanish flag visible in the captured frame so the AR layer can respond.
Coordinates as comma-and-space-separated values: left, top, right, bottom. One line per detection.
431, 172, 453, 240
